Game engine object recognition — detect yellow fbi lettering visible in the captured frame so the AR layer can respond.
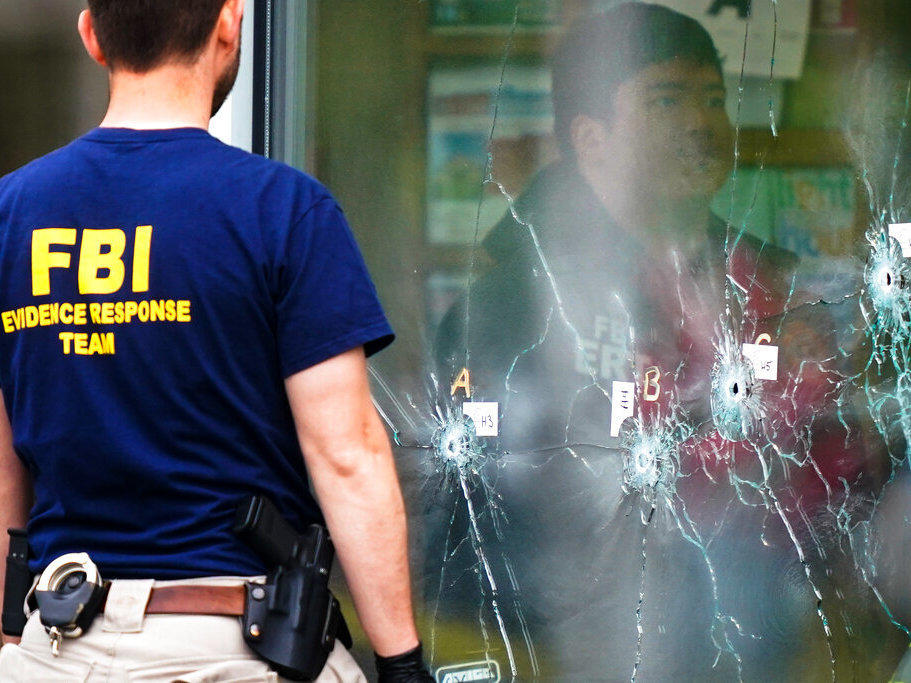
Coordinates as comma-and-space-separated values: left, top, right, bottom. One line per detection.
32, 226, 153, 296
58, 332, 115, 355
1, 303, 86, 332
1, 300, 191, 333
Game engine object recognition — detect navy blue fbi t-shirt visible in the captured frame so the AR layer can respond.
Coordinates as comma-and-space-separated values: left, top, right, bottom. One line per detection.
0, 128, 394, 578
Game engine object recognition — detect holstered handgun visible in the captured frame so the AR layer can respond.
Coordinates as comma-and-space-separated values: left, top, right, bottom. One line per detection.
234, 496, 351, 681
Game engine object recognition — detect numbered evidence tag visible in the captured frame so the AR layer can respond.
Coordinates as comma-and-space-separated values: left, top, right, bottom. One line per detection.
610, 381, 636, 437
462, 402, 499, 437
890, 224, 911, 257
742, 343, 779, 381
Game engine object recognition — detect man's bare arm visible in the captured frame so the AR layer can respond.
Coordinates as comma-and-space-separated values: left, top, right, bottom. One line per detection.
0, 394, 32, 647
285, 347, 419, 657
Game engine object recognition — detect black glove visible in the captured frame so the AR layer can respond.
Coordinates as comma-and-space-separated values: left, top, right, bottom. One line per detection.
375, 642, 434, 682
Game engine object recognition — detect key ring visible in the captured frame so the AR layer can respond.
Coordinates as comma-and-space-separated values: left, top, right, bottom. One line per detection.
35, 553, 106, 657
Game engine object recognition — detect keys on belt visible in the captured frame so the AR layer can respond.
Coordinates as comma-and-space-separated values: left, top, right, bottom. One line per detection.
35, 553, 107, 656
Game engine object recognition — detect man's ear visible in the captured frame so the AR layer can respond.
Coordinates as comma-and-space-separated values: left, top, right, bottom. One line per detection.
77, 10, 108, 67
216, 0, 246, 48
569, 115, 609, 165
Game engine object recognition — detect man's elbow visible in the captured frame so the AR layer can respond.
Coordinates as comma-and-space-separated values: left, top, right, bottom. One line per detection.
299, 406, 397, 485
310, 442, 392, 482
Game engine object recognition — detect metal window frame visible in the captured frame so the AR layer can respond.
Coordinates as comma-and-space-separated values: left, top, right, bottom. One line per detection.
250, 0, 315, 166
251, 0, 270, 156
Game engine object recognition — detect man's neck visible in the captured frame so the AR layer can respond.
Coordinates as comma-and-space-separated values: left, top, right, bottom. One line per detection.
100, 63, 213, 131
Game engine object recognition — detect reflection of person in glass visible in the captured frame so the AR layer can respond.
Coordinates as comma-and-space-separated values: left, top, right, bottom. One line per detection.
488, 3, 734, 269
434, 3, 891, 679
441, 3, 799, 447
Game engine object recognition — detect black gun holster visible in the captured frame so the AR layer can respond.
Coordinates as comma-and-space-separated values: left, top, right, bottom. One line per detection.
2, 528, 32, 637
235, 496, 352, 681
242, 560, 352, 681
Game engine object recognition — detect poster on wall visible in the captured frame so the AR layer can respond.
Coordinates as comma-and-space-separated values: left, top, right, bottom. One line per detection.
430, 0, 562, 28
426, 64, 554, 245
646, 0, 812, 79
713, 166, 856, 257
770, 167, 856, 258
711, 165, 858, 320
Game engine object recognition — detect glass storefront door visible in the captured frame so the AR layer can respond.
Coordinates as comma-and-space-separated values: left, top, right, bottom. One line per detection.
265, 1, 911, 679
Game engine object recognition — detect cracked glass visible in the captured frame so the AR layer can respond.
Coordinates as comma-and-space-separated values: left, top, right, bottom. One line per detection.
276, 1, 911, 680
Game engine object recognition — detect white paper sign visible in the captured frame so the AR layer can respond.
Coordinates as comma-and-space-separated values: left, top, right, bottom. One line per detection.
610, 381, 636, 437
462, 402, 499, 437
654, 0, 811, 79
742, 343, 779, 381
889, 224, 911, 258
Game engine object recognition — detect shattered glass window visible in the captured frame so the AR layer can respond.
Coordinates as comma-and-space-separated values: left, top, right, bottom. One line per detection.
276, 0, 911, 679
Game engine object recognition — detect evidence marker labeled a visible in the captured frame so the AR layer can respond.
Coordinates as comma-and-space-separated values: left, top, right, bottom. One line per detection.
451, 367, 499, 437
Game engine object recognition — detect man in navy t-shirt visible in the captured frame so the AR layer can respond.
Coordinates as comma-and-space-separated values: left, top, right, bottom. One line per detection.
0, 1, 431, 680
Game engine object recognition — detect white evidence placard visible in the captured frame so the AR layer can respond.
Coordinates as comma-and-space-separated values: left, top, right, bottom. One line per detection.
742, 343, 779, 381
462, 402, 499, 437
610, 381, 636, 437
889, 224, 911, 258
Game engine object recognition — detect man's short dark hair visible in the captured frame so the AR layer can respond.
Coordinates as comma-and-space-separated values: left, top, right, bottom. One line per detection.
86, 0, 227, 72
552, 2, 723, 151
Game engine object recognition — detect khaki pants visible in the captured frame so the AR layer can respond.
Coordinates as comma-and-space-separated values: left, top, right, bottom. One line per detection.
0, 576, 367, 682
